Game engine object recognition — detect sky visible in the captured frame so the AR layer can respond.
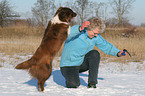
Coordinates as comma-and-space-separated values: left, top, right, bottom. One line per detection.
1, 0, 145, 26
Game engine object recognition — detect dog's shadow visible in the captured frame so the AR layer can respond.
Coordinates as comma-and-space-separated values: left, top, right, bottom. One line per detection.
24, 78, 47, 90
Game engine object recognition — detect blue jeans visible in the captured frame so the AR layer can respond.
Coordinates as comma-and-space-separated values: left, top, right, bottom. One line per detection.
61, 50, 100, 88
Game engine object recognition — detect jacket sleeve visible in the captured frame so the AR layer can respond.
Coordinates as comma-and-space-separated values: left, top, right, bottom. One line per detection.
95, 34, 120, 56
65, 25, 81, 42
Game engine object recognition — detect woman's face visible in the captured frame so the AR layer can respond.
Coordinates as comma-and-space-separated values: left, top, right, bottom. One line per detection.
87, 27, 100, 38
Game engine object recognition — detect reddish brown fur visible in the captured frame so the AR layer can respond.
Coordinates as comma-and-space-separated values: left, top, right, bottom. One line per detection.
15, 7, 76, 92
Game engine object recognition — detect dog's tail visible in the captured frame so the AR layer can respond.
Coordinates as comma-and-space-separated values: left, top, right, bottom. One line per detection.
15, 59, 34, 69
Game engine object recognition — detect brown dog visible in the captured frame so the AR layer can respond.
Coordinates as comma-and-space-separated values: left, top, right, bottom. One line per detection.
15, 7, 77, 92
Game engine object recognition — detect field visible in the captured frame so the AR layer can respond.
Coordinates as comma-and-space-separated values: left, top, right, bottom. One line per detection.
0, 26, 145, 69
98, 27, 145, 63
0, 26, 145, 96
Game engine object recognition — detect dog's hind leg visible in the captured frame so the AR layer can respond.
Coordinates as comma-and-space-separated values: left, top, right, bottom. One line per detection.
37, 63, 52, 92
38, 79, 46, 92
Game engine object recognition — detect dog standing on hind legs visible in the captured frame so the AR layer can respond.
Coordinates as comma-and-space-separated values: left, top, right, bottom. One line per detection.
15, 7, 77, 92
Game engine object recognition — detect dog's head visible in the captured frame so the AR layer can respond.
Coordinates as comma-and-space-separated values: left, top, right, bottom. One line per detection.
55, 7, 77, 23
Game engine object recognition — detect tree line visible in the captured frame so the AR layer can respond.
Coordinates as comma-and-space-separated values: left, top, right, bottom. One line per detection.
1, 0, 143, 28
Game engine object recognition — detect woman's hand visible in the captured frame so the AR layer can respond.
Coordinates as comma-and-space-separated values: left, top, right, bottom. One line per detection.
79, 21, 90, 31
117, 49, 132, 57
117, 50, 127, 57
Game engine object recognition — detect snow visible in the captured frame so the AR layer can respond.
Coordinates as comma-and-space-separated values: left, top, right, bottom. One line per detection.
0, 53, 145, 96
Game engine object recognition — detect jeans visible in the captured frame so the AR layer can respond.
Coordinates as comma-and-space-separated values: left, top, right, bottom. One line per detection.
61, 50, 100, 88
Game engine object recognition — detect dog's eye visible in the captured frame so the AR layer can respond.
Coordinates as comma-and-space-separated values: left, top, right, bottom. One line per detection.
71, 13, 77, 17
71, 14, 75, 17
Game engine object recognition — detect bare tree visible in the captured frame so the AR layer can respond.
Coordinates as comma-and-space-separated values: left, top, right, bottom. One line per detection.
65, 0, 108, 24
89, 2, 108, 22
98, 3, 108, 21
32, 0, 56, 26
0, 0, 19, 27
68, 0, 89, 24
109, 0, 135, 27
141, 23, 145, 27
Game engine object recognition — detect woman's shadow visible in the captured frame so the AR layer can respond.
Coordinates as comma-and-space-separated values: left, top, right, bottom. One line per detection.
52, 70, 104, 87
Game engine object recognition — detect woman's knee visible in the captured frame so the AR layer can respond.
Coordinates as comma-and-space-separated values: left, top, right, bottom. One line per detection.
88, 50, 100, 58
66, 81, 80, 88
61, 67, 80, 88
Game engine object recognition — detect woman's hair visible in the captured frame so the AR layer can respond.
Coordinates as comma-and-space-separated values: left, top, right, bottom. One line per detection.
86, 17, 105, 33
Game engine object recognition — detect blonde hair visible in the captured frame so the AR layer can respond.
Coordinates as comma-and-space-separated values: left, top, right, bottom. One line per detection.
86, 17, 105, 33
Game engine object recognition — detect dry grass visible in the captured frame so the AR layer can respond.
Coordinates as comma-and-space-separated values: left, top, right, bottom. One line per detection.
0, 26, 44, 54
0, 26, 145, 64
95, 27, 145, 63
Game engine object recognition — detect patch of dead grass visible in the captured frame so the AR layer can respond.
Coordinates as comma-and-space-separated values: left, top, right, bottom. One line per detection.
0, 26, 145, 64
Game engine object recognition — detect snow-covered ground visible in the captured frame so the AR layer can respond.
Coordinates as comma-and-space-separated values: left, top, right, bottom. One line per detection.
0, 53, 145, 96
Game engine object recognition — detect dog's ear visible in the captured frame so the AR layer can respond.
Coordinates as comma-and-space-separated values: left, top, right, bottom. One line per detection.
54, 7, 63, 16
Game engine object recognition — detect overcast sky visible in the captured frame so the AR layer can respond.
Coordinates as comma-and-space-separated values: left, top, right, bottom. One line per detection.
3, 0, 145, 26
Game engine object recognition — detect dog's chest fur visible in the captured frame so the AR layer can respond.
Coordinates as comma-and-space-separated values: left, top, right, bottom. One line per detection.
51, 15, 70, 35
